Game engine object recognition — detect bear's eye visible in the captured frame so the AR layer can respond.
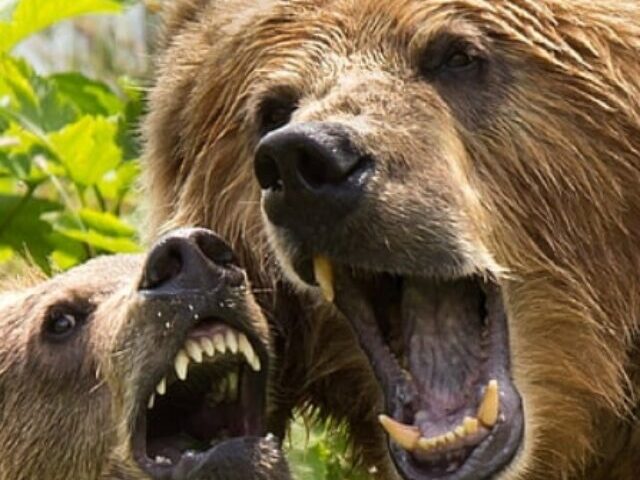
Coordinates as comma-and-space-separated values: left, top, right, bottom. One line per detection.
444, 51, 477, 70
258, 96, 297, 136
43, 308, 86, 342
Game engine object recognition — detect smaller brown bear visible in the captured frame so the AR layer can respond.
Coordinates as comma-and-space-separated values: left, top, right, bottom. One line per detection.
0, 228, 291, 480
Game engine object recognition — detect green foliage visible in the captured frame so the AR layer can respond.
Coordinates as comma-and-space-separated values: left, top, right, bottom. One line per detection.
0, 1, 141, 274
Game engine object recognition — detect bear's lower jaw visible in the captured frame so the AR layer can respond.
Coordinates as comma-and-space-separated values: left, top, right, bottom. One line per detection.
131, 318, 269, 479
321, 263, 524, 480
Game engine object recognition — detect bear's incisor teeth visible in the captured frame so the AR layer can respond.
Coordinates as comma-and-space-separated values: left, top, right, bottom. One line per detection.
213, 334, 226, 354
313, 255, 335, 303
175, 350, 190, 380
477, 380, 499, 427
200, 337, 215, 357
185, 339, 203, 363
156, 378, 166, 396
378, 415, 420, 451
463, 416, 479, 435
225, 330, 238, 354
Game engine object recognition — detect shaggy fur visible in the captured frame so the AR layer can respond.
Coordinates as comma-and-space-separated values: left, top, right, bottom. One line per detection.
142, 1, 640, 478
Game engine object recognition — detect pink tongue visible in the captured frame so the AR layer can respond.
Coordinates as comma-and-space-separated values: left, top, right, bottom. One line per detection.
401, 277, 486, 436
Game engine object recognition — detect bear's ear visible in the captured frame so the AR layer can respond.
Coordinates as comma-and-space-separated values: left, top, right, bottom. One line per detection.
155, 0, 212, 47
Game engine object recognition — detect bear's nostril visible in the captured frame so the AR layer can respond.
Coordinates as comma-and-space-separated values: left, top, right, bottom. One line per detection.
193, 230, 237, 267
143, 247, 183, 290
254, 151, 284, 192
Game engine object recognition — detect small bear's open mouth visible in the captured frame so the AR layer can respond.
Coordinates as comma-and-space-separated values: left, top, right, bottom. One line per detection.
309, 257, 524, 480
132, 317, 268, 479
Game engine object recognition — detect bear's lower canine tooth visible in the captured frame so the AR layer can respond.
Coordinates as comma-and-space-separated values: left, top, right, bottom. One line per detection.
175, 350, 189, 380
227, 371, 238, 401
148, 394, 155, 409
313, 255, 335, 303
378, 415, 420, 451
477, 380, 499, 427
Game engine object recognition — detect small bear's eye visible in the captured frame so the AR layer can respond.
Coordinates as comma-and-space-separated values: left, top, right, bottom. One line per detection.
258, 95, 297, 136
43, 308, 86, 342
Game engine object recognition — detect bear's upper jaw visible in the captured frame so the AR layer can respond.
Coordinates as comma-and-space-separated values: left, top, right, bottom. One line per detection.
132, 316, 268, 479
319, 261, 524, 480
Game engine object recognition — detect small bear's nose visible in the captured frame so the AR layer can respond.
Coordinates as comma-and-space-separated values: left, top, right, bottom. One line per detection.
254, 122, 372, 227
140, 228, 242, 292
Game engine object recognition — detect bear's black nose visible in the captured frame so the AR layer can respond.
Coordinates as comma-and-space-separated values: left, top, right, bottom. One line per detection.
254, 122, 372, 228
140, 228, 242, 292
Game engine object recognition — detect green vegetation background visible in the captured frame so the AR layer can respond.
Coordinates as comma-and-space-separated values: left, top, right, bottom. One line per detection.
0, 1, 367, 478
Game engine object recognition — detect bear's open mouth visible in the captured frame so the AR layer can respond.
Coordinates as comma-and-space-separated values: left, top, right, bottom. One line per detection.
132, 317, 268, 478
311, 257, 524, 480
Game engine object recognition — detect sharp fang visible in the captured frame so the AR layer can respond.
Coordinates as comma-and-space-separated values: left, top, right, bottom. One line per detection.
464, 416, 479, 435
477, 380, 499, 427
201, 337, 215, 357
378, 415, 420, 451
185, 340, 203, 363
313, 255, 335, 303
225, 330, 238, 354
148, 394, 155, 409
156, 378, 166, 396
175, 350, 189, 381
213, 334, 226, 354
250, 353, 261, 372
238, 333, 255, 367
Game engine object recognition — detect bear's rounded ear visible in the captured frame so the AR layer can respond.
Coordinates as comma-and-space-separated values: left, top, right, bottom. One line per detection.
155, 0, 212, 48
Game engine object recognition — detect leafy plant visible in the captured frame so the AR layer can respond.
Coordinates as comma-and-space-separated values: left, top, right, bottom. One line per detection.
0, 0, 141, 274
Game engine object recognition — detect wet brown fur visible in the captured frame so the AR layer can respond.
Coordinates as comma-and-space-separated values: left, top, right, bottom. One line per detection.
143, 1, 640, 478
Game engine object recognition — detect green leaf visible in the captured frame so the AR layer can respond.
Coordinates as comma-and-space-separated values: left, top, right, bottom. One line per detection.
0, 0, 123, 53
48, 115, 122, 187
78, 208, 136, 237
0, 193, 62, 272
97, 160, 139, 200
49, 73, 124, 117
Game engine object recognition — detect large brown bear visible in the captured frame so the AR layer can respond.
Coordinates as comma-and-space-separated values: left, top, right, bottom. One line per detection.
0, 228, 291, 480
142, 1, 640, 479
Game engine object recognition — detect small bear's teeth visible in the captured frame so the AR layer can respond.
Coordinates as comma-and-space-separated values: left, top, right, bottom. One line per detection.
154, 455, 172, 466
238, 333, 261, 372
225, 330, 238, 354
185, 339, 203, 363
213, 334, 226, 354
200, 337, 215, 356
174, 350, 190, 381
156, 377, 166, 396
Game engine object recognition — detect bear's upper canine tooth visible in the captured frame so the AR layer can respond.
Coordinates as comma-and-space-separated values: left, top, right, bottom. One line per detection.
225, 330, 238, 354
378, 414, 420, 451
200, 337, 215, 357
185, 339, 203, 363
238, 333, 256, 367
313, 255, 335, 303
213, 334, 226, 354
477, 380, 499, 427
156, 378, 166, 396
175, 350, 190, 380
250, 353, 261, 372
